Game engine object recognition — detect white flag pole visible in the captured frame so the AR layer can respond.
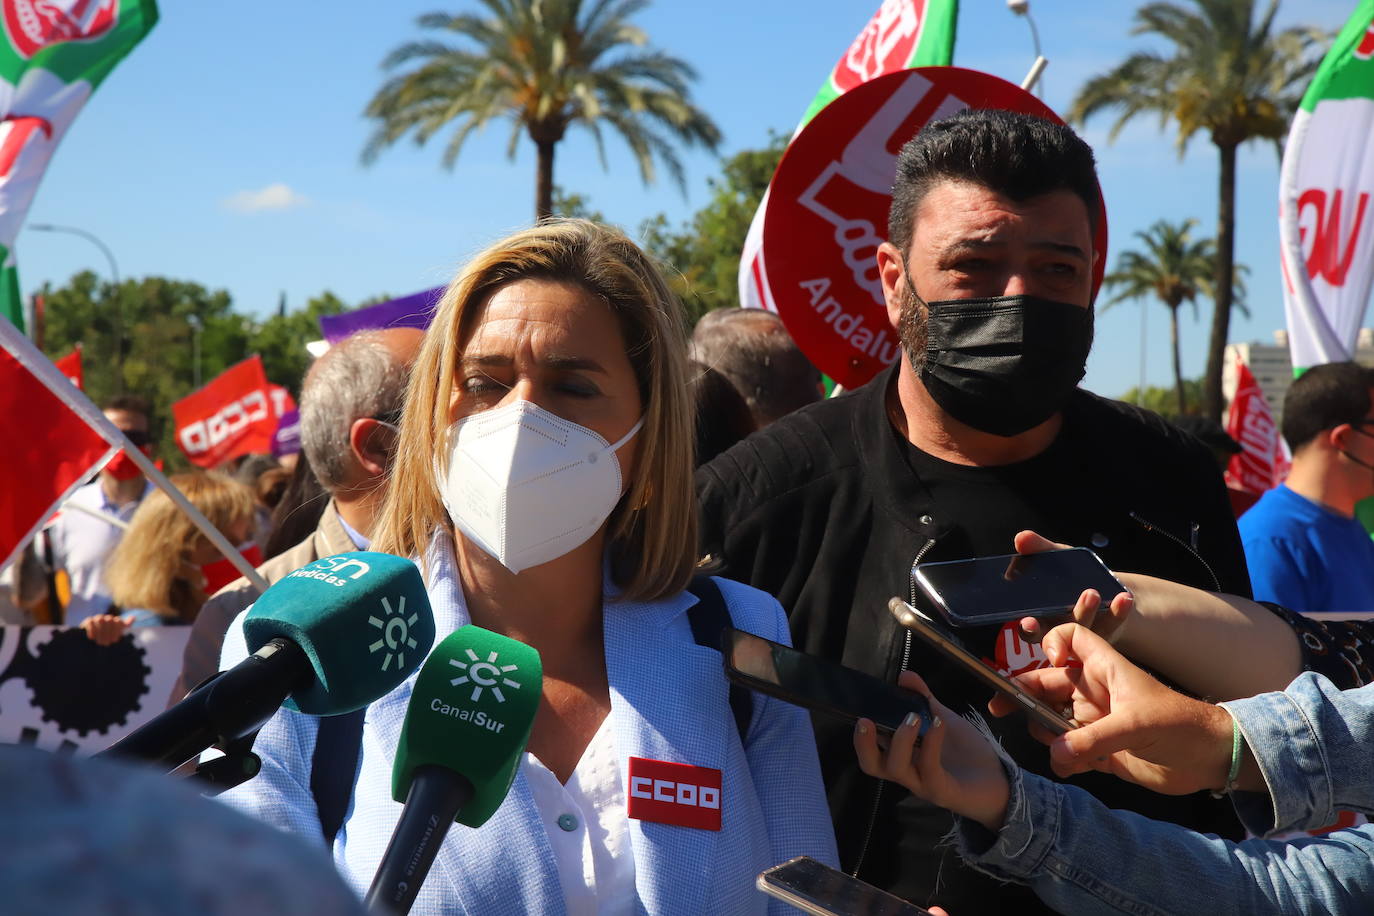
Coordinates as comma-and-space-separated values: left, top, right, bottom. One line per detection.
0, 320, 268, 592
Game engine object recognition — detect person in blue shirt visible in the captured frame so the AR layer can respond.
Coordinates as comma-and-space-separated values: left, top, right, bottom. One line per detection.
1240, 361, 1374, 615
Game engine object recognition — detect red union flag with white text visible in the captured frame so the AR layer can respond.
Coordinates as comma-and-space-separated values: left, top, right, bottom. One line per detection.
0, 316, 115, 571
738, 0, 956, 318
1278, 0, 1374, 370
761, 68, 1108, 388
0, 0, 157, 330
173, 356, 292, 468
1225, 359, 1290, 495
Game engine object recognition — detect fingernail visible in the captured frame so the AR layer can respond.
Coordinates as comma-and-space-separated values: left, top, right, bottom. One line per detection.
933, 715, 943, 729
902, 712, 919, 729
855, 721, 868, 736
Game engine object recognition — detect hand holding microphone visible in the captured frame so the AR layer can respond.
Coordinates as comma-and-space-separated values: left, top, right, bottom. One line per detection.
365, 625, 542, 916
97, 552, 436, 771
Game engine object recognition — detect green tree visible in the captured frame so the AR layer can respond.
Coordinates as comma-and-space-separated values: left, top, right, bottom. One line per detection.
362, 0, 721, 221
1069, 0, 1325, 421
247, 291, 346, 396
1119, 378, 1205, 416
641, 132, 785, 323
40, 272, 249, 466
1103, 218, 1245, 415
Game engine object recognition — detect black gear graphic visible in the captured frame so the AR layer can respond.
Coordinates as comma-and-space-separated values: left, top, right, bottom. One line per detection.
23, 629, 151, 736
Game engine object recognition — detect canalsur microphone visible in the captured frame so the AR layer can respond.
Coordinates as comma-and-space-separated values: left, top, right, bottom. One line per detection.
98, 552, 436, 771
364, 625, 542, 916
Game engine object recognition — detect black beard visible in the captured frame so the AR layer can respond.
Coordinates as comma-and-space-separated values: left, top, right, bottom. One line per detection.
897, 282, 927, 374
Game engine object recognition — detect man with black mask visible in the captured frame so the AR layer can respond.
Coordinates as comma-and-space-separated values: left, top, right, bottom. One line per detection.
696, 109, 1252, 912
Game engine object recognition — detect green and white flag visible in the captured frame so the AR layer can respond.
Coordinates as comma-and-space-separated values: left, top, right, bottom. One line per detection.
1278, 0, 1374, 370
738, 0, 957, 314
0, 0, 158, 332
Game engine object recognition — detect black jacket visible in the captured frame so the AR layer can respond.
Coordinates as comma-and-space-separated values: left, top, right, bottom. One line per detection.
697, 363, 1252, 912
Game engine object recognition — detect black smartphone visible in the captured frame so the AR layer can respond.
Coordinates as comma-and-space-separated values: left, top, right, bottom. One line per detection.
913, 547, 1127, 628
723, 628, 931, 739
757, 856, 934, 916
887, 598, 1077, 735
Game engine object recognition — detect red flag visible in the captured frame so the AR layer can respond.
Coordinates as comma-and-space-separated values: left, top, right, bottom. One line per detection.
173, 356, 281, 468
0, 320, 117, 571
54, 344, 82, 389
1225, 359, 1291, 494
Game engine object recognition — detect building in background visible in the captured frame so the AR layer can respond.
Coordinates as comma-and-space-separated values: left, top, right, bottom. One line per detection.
1225, 329, 1374, 426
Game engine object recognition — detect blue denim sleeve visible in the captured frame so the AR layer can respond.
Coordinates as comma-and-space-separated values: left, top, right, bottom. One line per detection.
952, 762, 1374, 915
1220, 673, 1374, 835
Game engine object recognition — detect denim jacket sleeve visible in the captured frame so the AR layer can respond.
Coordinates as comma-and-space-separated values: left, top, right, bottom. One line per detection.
951, 762, 1374, 915
1219, 673, 1374, 835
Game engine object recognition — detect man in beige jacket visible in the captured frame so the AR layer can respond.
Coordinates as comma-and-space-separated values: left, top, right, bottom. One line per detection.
170, 328, 423, 704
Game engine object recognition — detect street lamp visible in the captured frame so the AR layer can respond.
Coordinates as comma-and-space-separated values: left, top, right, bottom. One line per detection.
1007, 0, 1045, 94
188, 313, 203, 388
29, 222, 124, 391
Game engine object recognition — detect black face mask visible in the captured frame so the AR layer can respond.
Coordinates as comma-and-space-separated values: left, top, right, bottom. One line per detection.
911, 292, 1093, 437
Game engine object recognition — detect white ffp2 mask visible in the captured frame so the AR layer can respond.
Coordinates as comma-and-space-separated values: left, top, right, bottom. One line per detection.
438, 400, 644, 574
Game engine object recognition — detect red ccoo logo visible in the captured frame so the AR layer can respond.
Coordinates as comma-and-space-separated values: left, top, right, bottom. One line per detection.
3, 0, 117, 60
834, 0, 927, 91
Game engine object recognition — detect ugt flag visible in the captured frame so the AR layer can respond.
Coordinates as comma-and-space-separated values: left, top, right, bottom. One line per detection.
0, 0, 158, 331
738, 0, 957, 315
0, 315, 116, 572
173, 355, 294, 469
1225, 358, 1290, 495
1278, 0, 1374, 370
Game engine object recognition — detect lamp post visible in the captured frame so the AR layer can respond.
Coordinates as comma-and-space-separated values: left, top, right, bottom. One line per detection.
1007, 0, 1045, 94
188, 313, 202, 388
29, 222, 124, 391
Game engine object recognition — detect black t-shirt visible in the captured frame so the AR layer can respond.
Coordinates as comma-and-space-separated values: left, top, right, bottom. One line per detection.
698, 364, 1252, 913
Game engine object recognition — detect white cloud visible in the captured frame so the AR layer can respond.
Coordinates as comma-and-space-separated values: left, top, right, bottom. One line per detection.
222, 183, 308, 213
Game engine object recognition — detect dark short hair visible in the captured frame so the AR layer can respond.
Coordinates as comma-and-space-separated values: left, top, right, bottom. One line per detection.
888, 109, 1100, 253
101, 394, 150, 421
1282, 361, 1374, 452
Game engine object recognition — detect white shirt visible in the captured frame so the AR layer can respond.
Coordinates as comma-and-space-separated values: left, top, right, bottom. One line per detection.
48, 480, 150, 623
523, 714, 636, 916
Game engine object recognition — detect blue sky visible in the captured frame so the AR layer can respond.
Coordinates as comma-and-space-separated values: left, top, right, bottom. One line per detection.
19, 0, 1359, 400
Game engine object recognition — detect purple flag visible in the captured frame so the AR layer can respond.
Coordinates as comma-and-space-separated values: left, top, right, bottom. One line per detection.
318, 287, 443, 344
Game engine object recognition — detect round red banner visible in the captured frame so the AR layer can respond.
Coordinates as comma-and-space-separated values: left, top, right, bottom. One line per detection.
761, 67, 1109, 389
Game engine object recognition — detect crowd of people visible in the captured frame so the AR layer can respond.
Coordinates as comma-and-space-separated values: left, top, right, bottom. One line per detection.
4, 108, 1374, 914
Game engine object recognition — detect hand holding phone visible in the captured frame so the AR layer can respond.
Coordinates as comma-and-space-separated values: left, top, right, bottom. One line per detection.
887, 598, 1076, 735
914, 547, 1127, 628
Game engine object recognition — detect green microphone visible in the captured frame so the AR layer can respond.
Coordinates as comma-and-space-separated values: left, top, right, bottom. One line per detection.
99, 552, 434, 771
365, 625, 542, 915
242, 551, 436, 715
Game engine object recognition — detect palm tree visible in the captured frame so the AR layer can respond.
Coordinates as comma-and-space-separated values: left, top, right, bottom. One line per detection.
1069, 0, 1324, 421
362, 0, 722, 221
1104, 219, 1227, 415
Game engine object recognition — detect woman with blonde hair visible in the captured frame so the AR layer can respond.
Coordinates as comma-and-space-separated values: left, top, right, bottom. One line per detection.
81, 472, 255, 644
220, 219, 837, 914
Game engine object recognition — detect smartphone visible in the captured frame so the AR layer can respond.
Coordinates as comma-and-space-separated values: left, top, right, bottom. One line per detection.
887, 598, 1077, 735
913, 547, 1127, 628
757, 856, 934, 916
723, 628, 931, 739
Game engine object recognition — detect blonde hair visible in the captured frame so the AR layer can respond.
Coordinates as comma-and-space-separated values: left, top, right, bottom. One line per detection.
373, 219, 697, 602
105, 472, 256, 621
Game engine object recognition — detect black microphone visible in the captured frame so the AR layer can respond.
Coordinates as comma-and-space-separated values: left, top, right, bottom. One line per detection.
365, 625, 542, 915
97, 552, 435, 771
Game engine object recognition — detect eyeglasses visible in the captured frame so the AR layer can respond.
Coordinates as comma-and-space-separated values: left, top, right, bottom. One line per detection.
121, 429, 151, 447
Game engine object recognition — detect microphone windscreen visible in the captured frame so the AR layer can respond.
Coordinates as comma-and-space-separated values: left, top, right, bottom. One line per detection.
392, 625, 542, 827
242, 552, 436, 716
